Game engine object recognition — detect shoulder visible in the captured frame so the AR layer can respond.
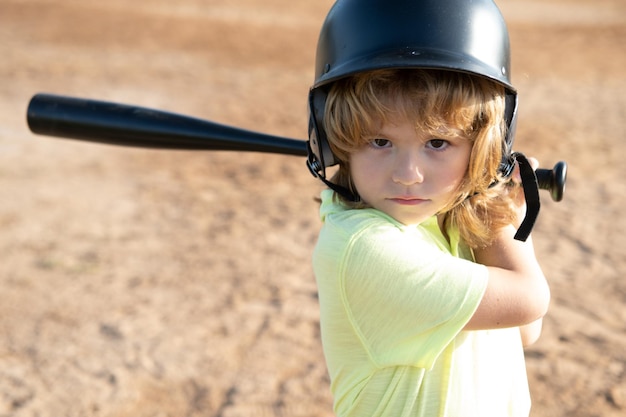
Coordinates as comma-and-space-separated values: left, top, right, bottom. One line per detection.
317, 191, 451, 257
319, 190, 421, 237
320, 206, 426, 255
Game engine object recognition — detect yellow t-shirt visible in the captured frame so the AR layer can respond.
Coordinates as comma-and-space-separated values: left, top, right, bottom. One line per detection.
313, 190, 531, 417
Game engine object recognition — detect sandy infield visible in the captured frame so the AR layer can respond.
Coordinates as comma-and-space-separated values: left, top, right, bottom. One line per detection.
0, 0, 624, 416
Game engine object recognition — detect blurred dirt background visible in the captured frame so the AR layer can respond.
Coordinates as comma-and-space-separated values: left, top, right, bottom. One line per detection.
0, 0, 624, 416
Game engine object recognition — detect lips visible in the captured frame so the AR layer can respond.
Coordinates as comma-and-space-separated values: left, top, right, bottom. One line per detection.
388, 197, 428, 206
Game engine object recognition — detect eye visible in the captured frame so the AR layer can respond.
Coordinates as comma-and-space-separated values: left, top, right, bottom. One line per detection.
427, 139, 449, 150
370, 138, 392, 148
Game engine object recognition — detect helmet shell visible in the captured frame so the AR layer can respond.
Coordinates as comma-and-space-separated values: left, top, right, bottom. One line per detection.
313, 0, 515, 93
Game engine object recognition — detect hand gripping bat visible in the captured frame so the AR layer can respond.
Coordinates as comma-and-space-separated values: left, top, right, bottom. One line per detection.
26, 93, 567, 202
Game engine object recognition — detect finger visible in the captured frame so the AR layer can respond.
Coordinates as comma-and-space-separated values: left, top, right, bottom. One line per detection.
511, 156, 540, 184
511, 161, 522, 184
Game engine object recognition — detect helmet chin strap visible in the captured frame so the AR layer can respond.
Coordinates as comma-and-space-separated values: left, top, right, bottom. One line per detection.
306, 140, 361, 203
508, 152, 541, 242
317, 175, 361, 203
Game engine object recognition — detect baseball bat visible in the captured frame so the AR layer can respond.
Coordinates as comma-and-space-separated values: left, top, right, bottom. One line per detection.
27, 93, 308, 155
26, 93, 566, 201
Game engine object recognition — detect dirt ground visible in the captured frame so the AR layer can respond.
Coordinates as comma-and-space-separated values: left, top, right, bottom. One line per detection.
0, 0, 624, 416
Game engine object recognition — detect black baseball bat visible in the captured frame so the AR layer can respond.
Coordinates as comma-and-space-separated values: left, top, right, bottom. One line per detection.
27, 93, 308, 156
26, 93, 566, 201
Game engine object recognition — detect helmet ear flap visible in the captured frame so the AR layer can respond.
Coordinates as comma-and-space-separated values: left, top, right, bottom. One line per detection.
498, 91, 519, 177
306, 88, 361, 202
307, 89, 338, 178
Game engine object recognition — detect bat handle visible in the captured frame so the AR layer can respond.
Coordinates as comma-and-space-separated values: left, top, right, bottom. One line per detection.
536, 161, 567, 202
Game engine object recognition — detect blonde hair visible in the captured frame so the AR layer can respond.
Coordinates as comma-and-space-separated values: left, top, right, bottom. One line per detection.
323, 69, 517, 248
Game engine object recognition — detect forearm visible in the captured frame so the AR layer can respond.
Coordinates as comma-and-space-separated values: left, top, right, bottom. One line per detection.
465, 225, 550, 330
474, 224, 542, 275
519, 318, 544, 346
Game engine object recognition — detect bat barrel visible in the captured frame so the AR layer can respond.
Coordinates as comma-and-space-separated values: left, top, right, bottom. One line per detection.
27, 93, 308, 156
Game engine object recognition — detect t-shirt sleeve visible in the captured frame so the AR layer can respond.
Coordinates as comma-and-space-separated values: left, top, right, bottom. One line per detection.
340, 224, 488, 370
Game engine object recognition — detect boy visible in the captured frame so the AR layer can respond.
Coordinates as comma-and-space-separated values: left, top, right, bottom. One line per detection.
307, 1, 550, 416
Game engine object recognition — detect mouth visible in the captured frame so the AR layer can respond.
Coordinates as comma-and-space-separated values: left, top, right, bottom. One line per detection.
388, 197, 428, 206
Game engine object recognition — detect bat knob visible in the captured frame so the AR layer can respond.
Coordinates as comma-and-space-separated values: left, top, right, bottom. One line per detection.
535, 161, 568, 202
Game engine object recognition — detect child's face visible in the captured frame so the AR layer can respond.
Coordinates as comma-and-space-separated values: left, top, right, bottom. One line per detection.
349, 117, 472, 226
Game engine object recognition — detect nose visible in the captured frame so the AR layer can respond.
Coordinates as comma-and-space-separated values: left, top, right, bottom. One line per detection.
392, 151, 424, 185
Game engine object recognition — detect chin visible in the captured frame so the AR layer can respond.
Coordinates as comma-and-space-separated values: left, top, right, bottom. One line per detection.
392, 214, 432, 226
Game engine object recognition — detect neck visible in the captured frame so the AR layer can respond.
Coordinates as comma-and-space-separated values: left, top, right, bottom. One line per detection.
437, 214, 451, 244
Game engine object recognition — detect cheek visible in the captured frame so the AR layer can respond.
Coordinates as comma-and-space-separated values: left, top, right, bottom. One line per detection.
350, 153, 381, 195
349, 153, 368, 180
349, 160, 369, 191
438, 153, 471, 191
451, 164, 470, 185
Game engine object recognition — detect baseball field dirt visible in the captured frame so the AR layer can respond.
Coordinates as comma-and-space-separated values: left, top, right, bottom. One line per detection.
0, 0, 624, 416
